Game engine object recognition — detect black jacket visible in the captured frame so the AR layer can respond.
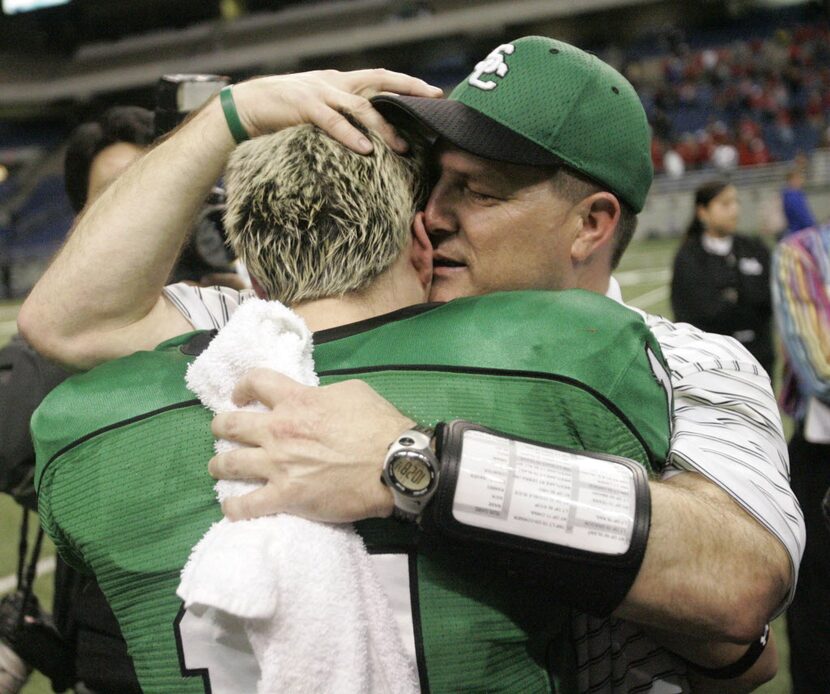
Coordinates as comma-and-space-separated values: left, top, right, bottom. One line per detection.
670, 234, 774, 374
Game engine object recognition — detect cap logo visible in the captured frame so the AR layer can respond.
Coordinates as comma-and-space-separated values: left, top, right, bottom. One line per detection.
467, 43, 515, 91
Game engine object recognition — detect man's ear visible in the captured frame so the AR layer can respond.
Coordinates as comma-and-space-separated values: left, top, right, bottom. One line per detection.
410, 211, 433, 291
250, 275, 269, 299
570, 192, 620, 265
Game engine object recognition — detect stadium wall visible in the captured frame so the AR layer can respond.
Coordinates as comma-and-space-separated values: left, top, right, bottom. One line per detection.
638, 148, 830, 239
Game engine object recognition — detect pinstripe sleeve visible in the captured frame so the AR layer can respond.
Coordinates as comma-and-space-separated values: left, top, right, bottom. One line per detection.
162, 283, 255, 330
640, 311, 804, 612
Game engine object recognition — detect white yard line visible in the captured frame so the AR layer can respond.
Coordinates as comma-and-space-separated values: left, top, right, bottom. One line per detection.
0, 555, 56, 595
626, 285, 670, 310
615, 267, 672, 286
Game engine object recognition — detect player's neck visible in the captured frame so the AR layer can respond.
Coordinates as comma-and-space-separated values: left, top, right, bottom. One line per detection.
292, 296, 399, 332
292, 265, 429, 333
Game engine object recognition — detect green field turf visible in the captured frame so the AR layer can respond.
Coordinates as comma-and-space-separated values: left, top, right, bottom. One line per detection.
0, 239, 794, 692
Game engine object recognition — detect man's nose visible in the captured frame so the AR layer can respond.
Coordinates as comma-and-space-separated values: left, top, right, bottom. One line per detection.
424, 183, 456, 243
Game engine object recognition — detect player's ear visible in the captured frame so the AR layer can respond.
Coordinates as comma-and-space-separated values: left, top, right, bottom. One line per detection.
570, 192, 619, 266
410, 211, 433, 290
250, 275, 268, 299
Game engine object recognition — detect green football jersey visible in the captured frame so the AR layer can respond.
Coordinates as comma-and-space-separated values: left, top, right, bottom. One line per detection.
34, 290, 671, 694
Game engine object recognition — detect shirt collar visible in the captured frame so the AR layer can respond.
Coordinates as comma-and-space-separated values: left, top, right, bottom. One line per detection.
701, 233, 734, 256
605, 276, 624, 305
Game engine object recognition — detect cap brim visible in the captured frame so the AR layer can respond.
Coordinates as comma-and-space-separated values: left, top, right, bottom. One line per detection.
371, 94, 563, 168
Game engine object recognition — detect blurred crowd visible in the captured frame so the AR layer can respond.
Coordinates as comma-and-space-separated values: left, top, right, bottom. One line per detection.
623, 22, 830, 176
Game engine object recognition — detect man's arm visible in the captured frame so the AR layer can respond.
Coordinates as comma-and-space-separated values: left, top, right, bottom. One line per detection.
620, 472, 789, 640
17, 70, 442, 370
19, 101, 227, 369
206, 369, 791, 643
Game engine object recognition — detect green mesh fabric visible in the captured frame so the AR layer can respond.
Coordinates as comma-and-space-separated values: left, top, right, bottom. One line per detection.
38, 406, 219, 693
324, 371, 650, 467
449, 36, 653, 212
315, 290, 671, 470
33, 339, 199, 488
33, 289, 671, 693
345, 369, 649, 693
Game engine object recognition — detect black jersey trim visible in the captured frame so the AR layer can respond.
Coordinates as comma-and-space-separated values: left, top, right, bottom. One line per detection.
318, 364, 660, 471
313, 303, 443, 344
365, 546, 430, 692
174, 603, 213, 694
173, 304, 443, 353
408, 550, 431, 694
39, 399, 202, 487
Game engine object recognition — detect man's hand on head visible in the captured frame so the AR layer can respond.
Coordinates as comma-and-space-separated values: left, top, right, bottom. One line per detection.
231, 70, 442, 156
209, 368, 413, 523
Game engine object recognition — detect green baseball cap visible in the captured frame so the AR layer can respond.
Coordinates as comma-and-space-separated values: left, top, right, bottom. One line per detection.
372, 36, 653, 213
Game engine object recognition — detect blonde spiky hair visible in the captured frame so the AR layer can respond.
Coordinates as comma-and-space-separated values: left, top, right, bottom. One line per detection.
223, 123, 428, 305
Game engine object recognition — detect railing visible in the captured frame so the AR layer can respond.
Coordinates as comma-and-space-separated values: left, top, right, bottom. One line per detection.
639, 148, 830, 239
651, 149, 830, 194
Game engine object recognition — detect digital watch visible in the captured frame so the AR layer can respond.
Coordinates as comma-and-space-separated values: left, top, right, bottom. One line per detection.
381, 425, 439, 522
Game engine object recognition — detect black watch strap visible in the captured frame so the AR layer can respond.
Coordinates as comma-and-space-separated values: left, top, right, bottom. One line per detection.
686, 624, 770, 680
410, 423, 435, 444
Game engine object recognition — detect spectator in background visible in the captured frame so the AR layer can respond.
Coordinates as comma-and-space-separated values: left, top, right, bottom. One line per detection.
671, 180, 774, 375
782, 166, 817, 236
0, 107, 155, 694
0, 106, 159, 694
662, 142, 685, 178
772, 225, 830, 694
711, 141, 739, 170
66, 105, 246, 290
64, 106, 155, 213
1, 105, 249, 692
630, 20, 830, 175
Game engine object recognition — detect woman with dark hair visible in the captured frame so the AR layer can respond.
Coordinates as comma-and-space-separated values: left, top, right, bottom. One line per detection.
670, 180, 774, 375
64, 106, 156, 213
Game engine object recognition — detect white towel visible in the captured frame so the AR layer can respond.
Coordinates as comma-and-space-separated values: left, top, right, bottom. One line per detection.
177, 299, 419, 694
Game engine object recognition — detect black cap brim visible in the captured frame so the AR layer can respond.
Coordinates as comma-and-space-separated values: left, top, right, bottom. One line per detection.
371, 94, 563, 168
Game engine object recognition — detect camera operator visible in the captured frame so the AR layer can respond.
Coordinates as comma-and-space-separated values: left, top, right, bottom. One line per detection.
154, 74, 249, 292
2, 85, 245, 692
1, 105, 154, 694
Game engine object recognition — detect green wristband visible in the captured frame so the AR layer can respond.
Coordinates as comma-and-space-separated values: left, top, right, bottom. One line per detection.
219, 85, 250, 145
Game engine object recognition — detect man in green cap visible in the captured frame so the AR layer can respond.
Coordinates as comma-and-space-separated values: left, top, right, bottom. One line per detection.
21, 37, 797, 690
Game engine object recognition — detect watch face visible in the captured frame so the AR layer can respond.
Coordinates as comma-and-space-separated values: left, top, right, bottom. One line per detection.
390, 453, 434, 495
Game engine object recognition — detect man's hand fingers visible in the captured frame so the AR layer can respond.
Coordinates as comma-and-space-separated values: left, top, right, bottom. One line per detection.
312, 96, 409, 156
222, 487, 281, 521
344, 69, 443, 152
312, 101, 376, 154
339, 95, 409, 153
208, 446, 273, 481
234, 69, 441, 153
351, 68, 443, 98
212, 410, 274, 446
231, 368, 308, 408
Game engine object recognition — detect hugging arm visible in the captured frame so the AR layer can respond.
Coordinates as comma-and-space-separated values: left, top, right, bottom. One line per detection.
209, 368, 794, 646
17, 71, 442, 370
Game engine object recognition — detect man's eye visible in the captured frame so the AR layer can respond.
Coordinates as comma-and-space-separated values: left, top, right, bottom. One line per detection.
467, 187, 499, 202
